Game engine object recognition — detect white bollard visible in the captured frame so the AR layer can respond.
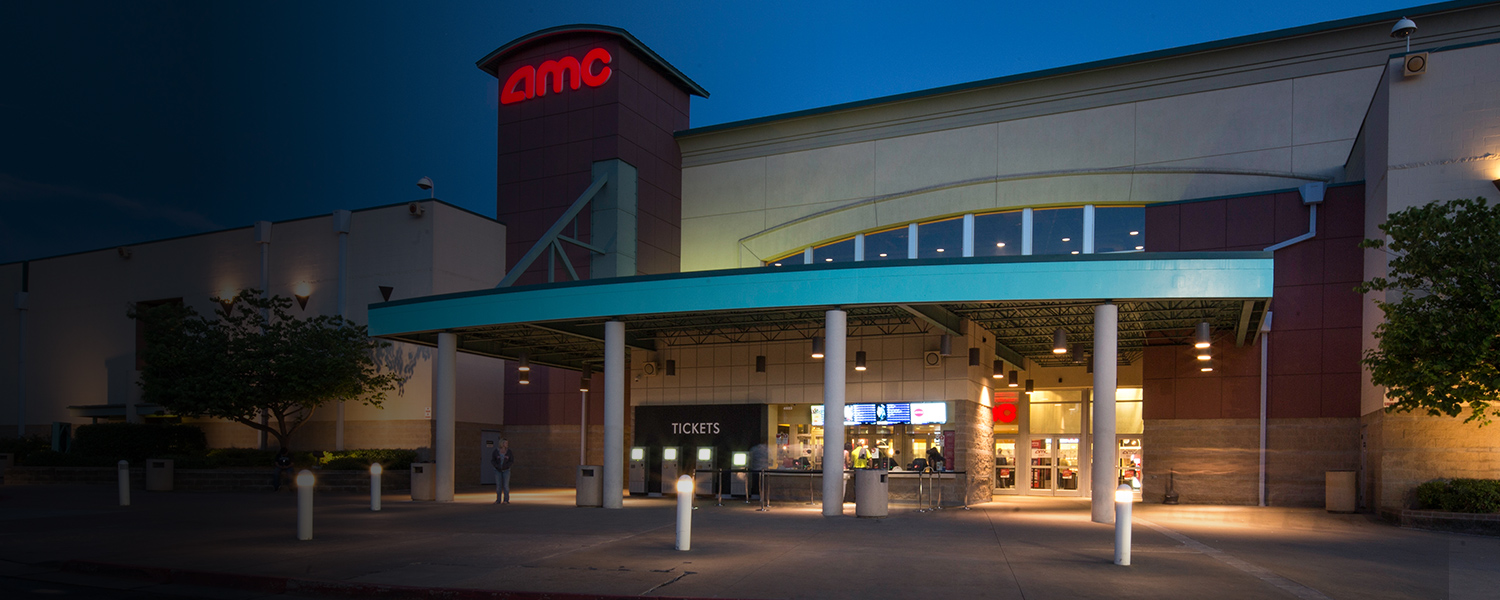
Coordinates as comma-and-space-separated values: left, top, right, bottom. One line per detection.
1114, 483, 1133, 566
675, 475, 693, 551
370, 463, 382, 512
117, 460, 130, 507
296, 470, 315, 541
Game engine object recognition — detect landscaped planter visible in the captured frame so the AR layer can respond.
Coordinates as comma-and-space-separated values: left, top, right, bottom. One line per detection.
1386, 508, 1500, 536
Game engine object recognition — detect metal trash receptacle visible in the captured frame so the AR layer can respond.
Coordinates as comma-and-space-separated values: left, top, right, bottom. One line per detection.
577, 465, 603, 507
1325, 470, 1356, 513
855, 469, 889, 518
146, 459, 174, 491
410, 462, 436, 501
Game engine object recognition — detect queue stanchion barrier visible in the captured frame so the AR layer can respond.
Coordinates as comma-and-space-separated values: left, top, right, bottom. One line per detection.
745, 470, 752, 504
715, 470, 723, 507
806, 471, 814, 505
757, 471, 770, 512
961, 472, 970, 510
916, 469, 928, 513
936, 471, 944, 510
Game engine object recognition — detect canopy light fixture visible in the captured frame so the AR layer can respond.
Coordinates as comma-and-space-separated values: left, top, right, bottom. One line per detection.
1008, 370, 1019, 387
992, 360, 1004, 379
940, 334, 953, 357
1024, 379, 1035, 394
1053, 328, 1068, 354
1200, 359, 1214, 373
968, 347, 981, 367
855, 350, 867, 371
756, 355, 766, 373
517, 352, 530, 372
811, 336, 825, 359
518, 370, 530, 385
1195, 322, 1211, 349
580, 367, 592, 392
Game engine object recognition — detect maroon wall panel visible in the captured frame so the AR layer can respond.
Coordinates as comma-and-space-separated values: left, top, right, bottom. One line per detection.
490, 32, 691, 286
1142, 183, 1365, 420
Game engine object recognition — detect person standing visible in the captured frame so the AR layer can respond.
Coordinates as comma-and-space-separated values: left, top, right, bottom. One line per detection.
491, 439, 514, 504
749, 442, 769, 499
926, 445, 945, 472
272, 448, 293, 491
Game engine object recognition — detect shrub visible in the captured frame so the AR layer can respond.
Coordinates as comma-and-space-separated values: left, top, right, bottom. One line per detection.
71, 423, 207, 462
22, 451, 121, 467
1415, 478, 1500, 513
318, 449, 418, 471
0, 435, 53, 464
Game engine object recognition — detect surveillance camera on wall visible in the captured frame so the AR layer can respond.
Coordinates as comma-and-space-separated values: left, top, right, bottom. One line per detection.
416, 176, 433, 191
1390, 17, 1417, 38
407, 202, 425, 217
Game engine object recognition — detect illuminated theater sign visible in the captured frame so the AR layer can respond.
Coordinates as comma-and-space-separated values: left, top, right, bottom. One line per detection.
811, 402, 948, 426
501, 47, 613, 105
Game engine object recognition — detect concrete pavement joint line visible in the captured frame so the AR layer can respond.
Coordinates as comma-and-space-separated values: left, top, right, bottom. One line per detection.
981, 504, 1029, 600
639, 570, 695, 596
1135, 518, 1331, 600
516, 522, 675, 567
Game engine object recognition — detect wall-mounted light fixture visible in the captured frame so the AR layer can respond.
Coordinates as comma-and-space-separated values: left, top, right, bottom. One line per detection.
756, 355, 767, 373
855, 350, 867, 371
940, 334, 953, 356
379, 286, 394, 302
811, 336, 825, 359
665, 359, 676, 376
580, 367, 592, 392
968, 347, 981, 367
1492, 178, 1499, 192
1053, 328, 1068, 354
293, 282, 312, 310
215, 289, 238, 313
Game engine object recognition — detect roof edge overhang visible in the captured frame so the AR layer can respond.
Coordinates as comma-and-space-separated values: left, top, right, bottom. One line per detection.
476, 24, 709, 98
369, 252, 1274, 339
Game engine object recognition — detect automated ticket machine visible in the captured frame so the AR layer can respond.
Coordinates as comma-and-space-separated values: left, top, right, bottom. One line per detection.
661, 447, 681, 495
629, 447, 648, 495
730, 451, 749, 497
693, 447, 716, 496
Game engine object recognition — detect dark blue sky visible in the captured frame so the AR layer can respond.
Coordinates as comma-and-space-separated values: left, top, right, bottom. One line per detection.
0, 0, 1418, 264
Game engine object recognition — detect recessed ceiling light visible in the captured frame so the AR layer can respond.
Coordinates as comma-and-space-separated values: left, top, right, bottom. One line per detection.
1061, 237, 1071, 242
1071, 251, 1079, 255
1135, 246, 1143, 250
879, 253, 888, 257
996, 242, 1005, 247
936, 248, 944, 252
1129, 231, 1139, 236
825, 258, 833, 262
773, 262, 782, 266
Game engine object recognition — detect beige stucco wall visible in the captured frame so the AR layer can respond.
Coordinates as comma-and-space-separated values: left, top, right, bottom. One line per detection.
0, 201, 507, 449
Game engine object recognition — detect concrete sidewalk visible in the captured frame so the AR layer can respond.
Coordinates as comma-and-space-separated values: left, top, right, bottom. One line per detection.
1, 484, 1496, 599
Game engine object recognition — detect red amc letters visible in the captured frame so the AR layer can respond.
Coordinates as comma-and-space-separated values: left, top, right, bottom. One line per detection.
501, 47, 613, 105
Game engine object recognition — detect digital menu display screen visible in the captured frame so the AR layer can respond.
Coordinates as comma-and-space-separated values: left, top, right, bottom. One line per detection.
811, 402, 946, 426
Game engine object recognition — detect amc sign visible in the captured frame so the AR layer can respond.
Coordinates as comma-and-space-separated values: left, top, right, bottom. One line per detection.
501, 47, 613, 105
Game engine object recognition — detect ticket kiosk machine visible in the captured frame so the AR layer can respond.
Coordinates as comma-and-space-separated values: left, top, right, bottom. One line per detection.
629, 447, 648, 495
693, 447, 716, 496
661, 447, 681, 495
730, 451, 749, 497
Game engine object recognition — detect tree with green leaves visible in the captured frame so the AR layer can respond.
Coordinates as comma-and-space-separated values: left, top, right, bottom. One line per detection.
1359, 197, 1500, 426
131, 290, 403, 449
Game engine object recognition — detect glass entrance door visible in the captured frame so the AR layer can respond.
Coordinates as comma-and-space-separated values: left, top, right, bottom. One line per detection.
1026, 437, 1083, 496
1117, 437, 1143, 497
994, 437, 1017, 493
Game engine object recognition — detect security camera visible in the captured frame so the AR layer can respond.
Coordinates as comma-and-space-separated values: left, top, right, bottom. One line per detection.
1390, 17, 1416, 39
416, 176, 433, 190
407, 202, 425, 217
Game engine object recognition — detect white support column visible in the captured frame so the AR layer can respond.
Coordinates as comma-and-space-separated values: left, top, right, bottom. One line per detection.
1091, 303, 1118, 524
435, 332, 457, 502
580, 391, 588, 465
854, 233, 865, 261
603, 320, 626, 509
255, 221, 272, 449
1021, 209, 1034, 256
14, 290, 27, 437
962, 214, 975, 257
907, 223, 919, 259
803, 247, 814, 263
334, 210, 351, 451
821, 309, 847, 516
1083, 205, 1096, 254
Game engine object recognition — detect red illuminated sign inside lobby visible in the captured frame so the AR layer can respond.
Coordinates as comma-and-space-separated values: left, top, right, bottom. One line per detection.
501, 47, 613, 105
